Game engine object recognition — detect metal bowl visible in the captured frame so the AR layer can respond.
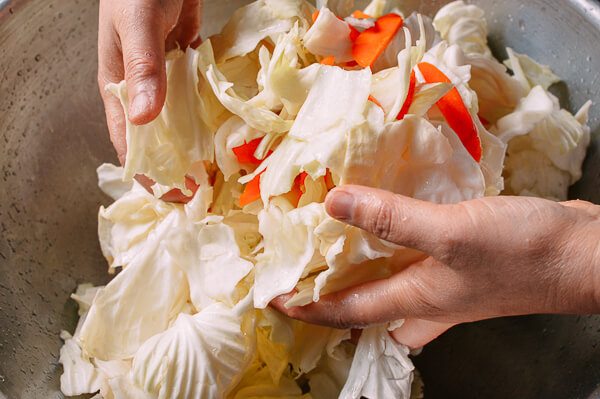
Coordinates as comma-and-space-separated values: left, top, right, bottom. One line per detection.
1, 0, 599, 398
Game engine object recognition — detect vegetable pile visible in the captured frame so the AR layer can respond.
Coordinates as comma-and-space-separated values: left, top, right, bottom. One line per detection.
59, 1, 592, 398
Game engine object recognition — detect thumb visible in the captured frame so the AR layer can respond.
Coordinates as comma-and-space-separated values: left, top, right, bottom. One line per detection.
390, 319, 456, 350
325, 185, 465, 257
117, 5, 167, 125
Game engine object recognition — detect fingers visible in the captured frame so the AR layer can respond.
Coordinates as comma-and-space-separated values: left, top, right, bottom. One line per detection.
166, 0, 202, 50
114, 2, 168, 125
98, 1, 128, 164
271, 257, 461, 329
325, 185, 466, 257
390, 319, 455, 350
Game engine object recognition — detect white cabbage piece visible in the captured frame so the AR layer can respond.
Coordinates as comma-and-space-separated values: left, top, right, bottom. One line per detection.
254, 203, 327, 308
71, 284, 103, 317
249, 23, 318, 116
109, 376, 157, 399
315, 0, 357, 18
467, 54, 526, 123
433, 1, 492, 58
211, 0, 310, 62
59, 331, 104, 397
363, 0, 390, 18
131, 300, 253, 399
107, 48, 213, 195
248, 66, 371, 202
198, 40, 293, 135
420, 41, 476, 111
218, 52, 261, 101
97, 164, 133, 201
371, 30, 414, 121
497, 86, 591, 200
165, 215, 253, 310
312, 216, 397, 302
504, 47, 561, 92
307, 339, 354, 399
340, 326, 414, 399
342, 109, 486, 203
229, 364, 306, 398
418, 42, 508, 195
304, 7, 354, 62
213, 172, 244, 215
97, 183, 175, 273
79, 212, 190, 360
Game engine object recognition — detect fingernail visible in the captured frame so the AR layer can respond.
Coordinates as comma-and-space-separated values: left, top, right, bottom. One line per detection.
129, 92, 151, 120
327, 190, 355, 222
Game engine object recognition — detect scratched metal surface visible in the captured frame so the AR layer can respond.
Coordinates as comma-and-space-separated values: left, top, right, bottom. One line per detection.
0, 0, 599, 398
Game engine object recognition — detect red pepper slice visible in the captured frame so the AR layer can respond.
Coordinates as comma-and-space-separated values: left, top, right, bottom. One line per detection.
352, 14, 403, 68
417, 62, 482, 162
397, 71, 417, 120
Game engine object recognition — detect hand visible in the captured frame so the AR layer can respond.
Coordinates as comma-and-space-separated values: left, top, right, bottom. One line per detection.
98, 0, 202, 202
273, 186, 600, 349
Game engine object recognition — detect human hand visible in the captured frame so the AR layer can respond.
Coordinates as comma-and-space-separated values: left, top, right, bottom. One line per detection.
98, 0, 202, 202
273, 186, 600, 349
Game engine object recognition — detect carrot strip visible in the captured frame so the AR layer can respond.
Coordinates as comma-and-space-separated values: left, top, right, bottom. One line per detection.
397, 71, 417, 120
312, 10, 320, 24
351, 10, 373, 19
368, 95, 384, 110
324, 169, 336, 191
417, 62, 482, 162
320, 55, 336, 65
239, 173, 262, 207
232, 138, 264, 165
351, 14, 403, 68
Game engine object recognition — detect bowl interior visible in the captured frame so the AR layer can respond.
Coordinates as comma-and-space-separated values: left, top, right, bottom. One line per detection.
0, 0, 599, 398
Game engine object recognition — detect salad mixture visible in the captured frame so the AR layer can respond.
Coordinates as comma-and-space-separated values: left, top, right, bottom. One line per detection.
59, 1, 591, 398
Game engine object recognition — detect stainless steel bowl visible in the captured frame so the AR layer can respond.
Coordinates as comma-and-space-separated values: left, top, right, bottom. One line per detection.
1, 1, 599, 398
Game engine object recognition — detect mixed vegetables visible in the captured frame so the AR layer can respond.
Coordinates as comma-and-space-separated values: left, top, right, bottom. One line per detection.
59, 1, 591, 398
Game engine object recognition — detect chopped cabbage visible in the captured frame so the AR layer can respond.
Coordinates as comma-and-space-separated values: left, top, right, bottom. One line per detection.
108, 48, 214, 195
504, 47, 561, 92
61, 1, 592, 398
496, 86, 591, 200
433, 1, 492, 58
304, 7, 354, 62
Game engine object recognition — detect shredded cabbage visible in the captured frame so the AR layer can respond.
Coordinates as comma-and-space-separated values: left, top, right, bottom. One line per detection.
61, 1, 592, 398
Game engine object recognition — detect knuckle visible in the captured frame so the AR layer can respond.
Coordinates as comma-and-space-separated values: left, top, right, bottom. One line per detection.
125, 53, 161, 79
369, 202, 396, 241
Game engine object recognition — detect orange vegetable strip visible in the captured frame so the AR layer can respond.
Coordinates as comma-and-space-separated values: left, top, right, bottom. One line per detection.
320, 56, 336, 65
368, 95, 384, 110
351, 10, 373, 19
324, 170, 336, 191
397, 71, 417, 120
351, 13, 403, 68
239, 172, 262, 207
312, 10, 320, 23
417, 62, 482, 162
232, 137, 264, 165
